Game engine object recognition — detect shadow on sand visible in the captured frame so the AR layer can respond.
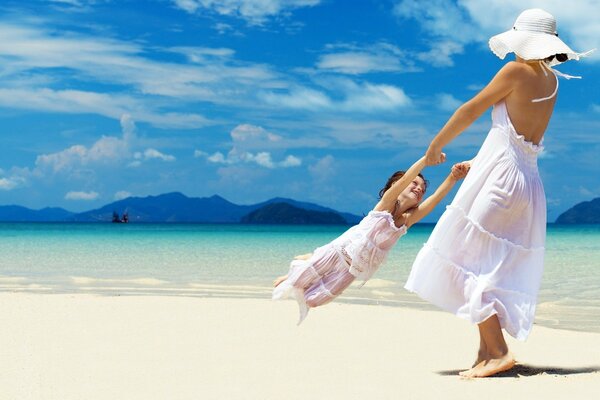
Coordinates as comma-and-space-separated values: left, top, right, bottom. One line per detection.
437, 363, 600, 378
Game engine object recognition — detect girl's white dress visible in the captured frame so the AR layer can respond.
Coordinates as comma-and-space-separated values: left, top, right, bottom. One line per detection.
405, 100, 546, 340
273, 210, 407, 324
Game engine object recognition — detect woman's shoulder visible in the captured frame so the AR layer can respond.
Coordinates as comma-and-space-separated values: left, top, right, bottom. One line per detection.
497, 61, 532, 79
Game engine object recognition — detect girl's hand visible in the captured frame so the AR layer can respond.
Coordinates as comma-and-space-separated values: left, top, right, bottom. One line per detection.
451, 162, 470, 180
425, 145, 446, 166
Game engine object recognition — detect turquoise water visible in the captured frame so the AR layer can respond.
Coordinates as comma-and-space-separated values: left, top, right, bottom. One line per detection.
0, 223, 598, 333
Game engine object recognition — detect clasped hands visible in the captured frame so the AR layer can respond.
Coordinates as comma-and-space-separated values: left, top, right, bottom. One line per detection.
425, 144, 470, 180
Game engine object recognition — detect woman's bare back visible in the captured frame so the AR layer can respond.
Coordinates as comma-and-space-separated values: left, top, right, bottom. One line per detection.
504, 61, 558, 145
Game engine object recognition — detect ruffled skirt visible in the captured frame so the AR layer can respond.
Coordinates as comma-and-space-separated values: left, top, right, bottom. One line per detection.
405, 125, 546, 340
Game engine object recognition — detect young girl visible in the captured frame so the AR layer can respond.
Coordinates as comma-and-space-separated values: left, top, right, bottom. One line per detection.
273, 156, 470, 324
405, 8, 593, 378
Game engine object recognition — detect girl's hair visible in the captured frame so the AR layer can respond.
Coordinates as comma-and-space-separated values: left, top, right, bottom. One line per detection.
378, 171, 428, 199
545, 53, 568, 63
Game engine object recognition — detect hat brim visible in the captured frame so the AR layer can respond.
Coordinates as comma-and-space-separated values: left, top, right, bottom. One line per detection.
489, 30, 580, 66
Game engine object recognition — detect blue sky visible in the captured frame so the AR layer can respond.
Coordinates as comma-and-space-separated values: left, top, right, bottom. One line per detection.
0, 0, 598, 222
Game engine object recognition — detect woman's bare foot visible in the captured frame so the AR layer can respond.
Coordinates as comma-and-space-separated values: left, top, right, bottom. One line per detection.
472, 349, 488, 368
294, 253, 312, 261
460, 353, 515, 378
273, 275, 288, 287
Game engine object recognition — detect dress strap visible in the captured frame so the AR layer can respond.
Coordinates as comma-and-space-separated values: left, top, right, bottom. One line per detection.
531, 60, 581, 103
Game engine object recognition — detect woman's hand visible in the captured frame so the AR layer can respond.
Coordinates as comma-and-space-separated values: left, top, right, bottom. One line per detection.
425, 145, 446, 166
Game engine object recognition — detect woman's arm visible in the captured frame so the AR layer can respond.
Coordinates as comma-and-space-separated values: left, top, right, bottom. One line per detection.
405, 162, 469, 227
426, 62, 523, 164
373, 156, 433, 213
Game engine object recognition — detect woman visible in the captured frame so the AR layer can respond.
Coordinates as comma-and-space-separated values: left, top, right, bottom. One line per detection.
405, 8, 593, 378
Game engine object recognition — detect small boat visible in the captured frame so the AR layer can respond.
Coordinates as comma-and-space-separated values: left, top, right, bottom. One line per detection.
112, 211, 129, 223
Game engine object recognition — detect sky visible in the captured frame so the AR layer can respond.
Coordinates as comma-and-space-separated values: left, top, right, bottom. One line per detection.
0, 0, 598, 222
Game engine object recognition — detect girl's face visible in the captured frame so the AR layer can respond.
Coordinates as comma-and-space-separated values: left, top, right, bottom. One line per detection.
397, 176, 426, 207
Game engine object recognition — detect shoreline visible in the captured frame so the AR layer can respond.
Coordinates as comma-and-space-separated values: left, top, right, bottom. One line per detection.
1, 277, 599, 336
1, 292, 599, 399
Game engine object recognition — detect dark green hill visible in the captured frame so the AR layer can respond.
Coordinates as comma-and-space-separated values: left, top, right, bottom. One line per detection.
241, 202, 347, 225
555, 197, 600, 224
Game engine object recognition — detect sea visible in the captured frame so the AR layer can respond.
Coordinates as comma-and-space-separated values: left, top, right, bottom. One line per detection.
0, 222, 598, 334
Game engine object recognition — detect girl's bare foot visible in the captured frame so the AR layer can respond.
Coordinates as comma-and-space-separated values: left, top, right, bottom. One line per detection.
273, 275, 288, 287
460, 353, 515, 378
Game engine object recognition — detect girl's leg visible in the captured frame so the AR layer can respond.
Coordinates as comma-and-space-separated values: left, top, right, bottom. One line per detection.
274, 253, 321, 289
460, 315, 515, 378
273, 274, 288, 287
304, 270, 355, 308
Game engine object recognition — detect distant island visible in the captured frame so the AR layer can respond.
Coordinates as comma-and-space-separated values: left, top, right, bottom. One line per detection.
241, 202, 347, 225
1, 193, 598, 225
0, 192, 362, 225
555, 197, 600, 224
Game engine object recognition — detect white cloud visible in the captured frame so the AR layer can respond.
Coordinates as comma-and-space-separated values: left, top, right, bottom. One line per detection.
578, 186, 597, 197
247, 152, 275, 168
394, 0, 600, 66
120, 114, 136, 143
32, 114, 175, 178
0, 21, 281, 126
437, 93, 463, 111
416, 40, 464, 67
172, 0, 321, 25
200, 124, 301, 168
170, 46, 235, 63
136, 149, 176, 162
208, 152, 227, 163
230, 124, 282, 149
460, 0, 600, 55
260, 87, 332, 111
114, 191, 132, 200
317, 43, 413, 75
214, 22, 233, 33
308, 155, 335, 182
0, 88, 209, 129
0, 176, 24, 191
261, 80, 411, 112
339, 81, 411, 111
36, 120, 133, 174
467, 83, 485, 91
206, 149, 299, 168
280, 155, 302, 167
65, 191, 99, 200
173, 0, 200, 13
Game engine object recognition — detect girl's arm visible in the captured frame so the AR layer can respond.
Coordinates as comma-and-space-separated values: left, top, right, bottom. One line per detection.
426, 62, 523, 164
405, 162, 469, 227
373, 156, 434, 213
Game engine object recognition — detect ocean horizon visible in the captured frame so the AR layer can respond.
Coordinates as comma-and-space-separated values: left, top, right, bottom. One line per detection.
1, 222, 598, 335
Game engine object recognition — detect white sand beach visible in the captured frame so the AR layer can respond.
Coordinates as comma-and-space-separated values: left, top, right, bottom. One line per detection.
1, 292, 598, 400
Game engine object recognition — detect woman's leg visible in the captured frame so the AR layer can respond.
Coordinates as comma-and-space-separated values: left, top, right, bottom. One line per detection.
460, 315, 515, 378
472, 328, 488, 368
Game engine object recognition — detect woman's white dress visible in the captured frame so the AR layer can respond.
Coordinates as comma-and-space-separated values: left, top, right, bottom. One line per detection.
405, 100, 546, 340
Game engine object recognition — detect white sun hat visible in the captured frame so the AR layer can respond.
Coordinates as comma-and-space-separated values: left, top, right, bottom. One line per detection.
489, 8, 592, 66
